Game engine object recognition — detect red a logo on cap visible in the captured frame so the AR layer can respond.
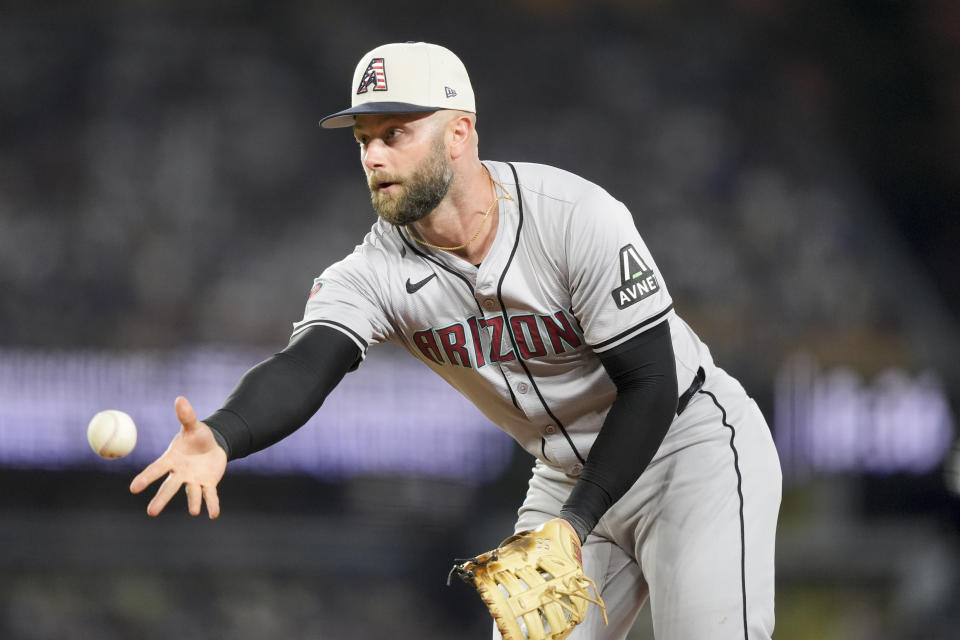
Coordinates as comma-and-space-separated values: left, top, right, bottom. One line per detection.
356, 58, 388, 94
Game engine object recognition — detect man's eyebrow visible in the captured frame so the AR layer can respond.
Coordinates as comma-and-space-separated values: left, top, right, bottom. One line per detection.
354, 116, 414, 137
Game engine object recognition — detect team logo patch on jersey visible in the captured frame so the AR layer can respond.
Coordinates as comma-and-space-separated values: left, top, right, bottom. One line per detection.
309, 280, 325, 299
611, 245, 660, 309
356, 57, 388, 94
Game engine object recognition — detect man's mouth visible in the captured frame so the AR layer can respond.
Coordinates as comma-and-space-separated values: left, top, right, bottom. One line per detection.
375, 181, 400, 193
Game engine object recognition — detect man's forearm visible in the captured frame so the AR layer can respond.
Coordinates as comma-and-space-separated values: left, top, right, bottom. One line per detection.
204, 325, 362, 460
559, 321, 679, 542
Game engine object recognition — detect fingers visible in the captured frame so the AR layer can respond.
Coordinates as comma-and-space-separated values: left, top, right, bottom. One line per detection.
137, 474, 220, 518
185, 482, 202, 516
202, 484, 221, 519
146, 472, 183, 517
131, 396, 201, 496
134, 397, 222, 518
175, 396, 199, 432
130, 458, 172, 494
183, 483, 221, 519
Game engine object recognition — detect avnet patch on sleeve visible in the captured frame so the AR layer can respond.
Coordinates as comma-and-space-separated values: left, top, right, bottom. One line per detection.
611, 244, 660, 310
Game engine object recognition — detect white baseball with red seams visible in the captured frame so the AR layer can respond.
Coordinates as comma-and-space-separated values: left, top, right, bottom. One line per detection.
87, 409, 137, 458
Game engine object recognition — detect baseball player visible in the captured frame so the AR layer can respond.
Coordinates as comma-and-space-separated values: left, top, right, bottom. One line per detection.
130, 42, 782, 639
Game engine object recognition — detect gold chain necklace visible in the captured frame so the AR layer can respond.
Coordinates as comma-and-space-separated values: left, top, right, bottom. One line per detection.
408, 175, 513, 252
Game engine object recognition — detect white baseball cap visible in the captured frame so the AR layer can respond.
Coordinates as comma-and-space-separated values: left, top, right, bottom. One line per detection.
319, 42, 476, 129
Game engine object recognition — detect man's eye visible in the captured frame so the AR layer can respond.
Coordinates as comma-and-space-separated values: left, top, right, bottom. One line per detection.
387, 128, 401, 138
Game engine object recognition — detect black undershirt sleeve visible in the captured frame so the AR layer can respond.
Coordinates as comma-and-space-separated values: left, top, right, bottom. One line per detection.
558, 321, 679, 543
203, 325, 362, 460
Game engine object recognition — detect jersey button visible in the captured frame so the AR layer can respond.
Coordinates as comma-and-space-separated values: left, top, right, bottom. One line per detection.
482, 298, 497, 310
544, 425, 556, 435
569, 463, 584, 476
517, 382, 529, 394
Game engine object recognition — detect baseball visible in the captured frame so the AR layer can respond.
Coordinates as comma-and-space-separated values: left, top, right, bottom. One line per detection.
87, 409, 138, 459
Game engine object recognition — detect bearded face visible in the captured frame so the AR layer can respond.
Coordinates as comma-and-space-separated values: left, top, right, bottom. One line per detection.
367, 134, 453, 226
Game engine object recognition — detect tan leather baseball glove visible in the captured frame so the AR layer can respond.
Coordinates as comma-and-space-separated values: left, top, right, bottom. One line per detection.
448, 519, 607, 640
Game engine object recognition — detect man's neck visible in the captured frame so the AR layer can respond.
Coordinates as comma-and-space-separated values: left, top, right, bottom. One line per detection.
408, 161, 499, 264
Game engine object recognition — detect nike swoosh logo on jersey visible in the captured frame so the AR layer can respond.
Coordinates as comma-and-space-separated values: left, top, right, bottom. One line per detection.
405, 273, 437, 294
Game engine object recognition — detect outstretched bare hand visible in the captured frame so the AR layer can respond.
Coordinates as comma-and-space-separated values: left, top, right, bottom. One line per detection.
129, 396, 227, 518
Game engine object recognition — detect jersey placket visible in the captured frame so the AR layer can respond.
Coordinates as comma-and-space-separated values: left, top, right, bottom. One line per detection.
477, 163, 586, 473
472, 175, 548, 423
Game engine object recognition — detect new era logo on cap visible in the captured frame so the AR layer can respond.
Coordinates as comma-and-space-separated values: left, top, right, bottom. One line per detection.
320, 42, 476, 128
356, 58, 388, 94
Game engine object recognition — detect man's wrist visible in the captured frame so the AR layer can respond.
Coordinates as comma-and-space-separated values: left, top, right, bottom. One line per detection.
557, 510, 592, 545
205, 422, 233, 460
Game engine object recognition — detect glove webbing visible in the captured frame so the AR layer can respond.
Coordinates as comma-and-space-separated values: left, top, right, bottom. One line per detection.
448, 552, 609, 635
543, 575, 608, 626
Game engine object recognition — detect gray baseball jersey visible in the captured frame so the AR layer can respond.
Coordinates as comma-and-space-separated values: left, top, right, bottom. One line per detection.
295, 160, 781, 639
294, 160, 715, 477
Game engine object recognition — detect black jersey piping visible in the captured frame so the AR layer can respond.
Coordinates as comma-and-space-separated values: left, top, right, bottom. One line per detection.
396, 227, 521, 410
293, 319, 368, 350
501, 162, 586, 465
699, 388, 748, 640
590, 304, 674, 351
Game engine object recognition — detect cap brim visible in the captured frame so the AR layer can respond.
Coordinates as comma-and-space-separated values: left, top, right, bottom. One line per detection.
319, 102, 440, 129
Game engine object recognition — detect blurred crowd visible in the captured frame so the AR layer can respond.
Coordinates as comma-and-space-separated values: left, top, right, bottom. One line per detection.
1, 1, 959, 638
3, 2, 957, 385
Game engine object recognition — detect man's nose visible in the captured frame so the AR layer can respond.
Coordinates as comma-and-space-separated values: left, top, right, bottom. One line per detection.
362, 139, 388, 172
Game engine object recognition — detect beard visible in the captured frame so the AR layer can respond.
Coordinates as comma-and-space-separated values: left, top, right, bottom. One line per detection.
368, 137, 453, 226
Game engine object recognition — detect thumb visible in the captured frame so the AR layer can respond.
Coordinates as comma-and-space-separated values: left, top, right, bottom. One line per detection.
175, 396, 199, 431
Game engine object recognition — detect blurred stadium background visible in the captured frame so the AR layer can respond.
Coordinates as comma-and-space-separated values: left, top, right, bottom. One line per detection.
1, 0, 959, 638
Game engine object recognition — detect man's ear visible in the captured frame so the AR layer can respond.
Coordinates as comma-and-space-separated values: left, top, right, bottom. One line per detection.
446, 112, 476, 160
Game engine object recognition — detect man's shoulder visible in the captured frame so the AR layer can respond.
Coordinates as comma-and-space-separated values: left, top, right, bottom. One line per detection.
363, 218, 403, 250
489, 160, 608, 205
327, 219, 402, 273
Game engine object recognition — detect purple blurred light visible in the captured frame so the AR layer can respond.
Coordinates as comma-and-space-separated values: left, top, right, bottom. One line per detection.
774, 354, 955, 482
0, 346, 515, 484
